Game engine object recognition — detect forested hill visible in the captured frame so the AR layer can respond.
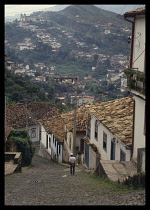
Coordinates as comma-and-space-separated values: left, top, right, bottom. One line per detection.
32, 5, 130, 34
5, 5, 131, 78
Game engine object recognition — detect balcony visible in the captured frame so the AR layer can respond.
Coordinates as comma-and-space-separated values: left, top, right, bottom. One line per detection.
123, 68, 145, 97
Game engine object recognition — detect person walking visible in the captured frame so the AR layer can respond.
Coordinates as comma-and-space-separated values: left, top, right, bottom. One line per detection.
69, 153, 76, 175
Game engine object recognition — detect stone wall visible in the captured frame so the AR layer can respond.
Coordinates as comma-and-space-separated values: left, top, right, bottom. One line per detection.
121, 171, 145, 188
5, 152, 22, 173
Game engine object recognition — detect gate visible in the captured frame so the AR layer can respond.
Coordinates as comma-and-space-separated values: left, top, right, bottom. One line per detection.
85, 142, 89, 168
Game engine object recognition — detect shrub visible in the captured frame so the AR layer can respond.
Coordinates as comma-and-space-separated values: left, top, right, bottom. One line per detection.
7, 129, 35, 166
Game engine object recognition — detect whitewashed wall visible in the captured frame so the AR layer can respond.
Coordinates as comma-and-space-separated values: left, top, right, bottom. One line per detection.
40, 124, 47, 148
89, 115, 131, 161
133, 96, 145, 158
19, 124, 40, 144
132, 15, 145, 72
51, 133, 63, 163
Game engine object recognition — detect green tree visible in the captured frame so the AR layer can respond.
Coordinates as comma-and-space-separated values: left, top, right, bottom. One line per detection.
6, 129, 35, 166
6, 84, 27, 103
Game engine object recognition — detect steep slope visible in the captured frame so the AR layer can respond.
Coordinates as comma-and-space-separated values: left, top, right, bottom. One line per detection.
39, 5, 129, 33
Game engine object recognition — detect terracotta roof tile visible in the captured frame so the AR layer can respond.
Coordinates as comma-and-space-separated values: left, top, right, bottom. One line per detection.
5, 126, 13, 142
6, 102, 61, 129
84, 97, 134, 146
6, 104, 38, 128
61, 106, 90, 132
124, 7, 145, 17
40, 115, 65, 142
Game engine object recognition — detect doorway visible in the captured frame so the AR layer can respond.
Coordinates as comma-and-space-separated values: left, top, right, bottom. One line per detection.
110, 141, 115, 160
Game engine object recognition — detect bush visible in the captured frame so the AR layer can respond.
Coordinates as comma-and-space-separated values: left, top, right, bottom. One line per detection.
7, 129, 35, 166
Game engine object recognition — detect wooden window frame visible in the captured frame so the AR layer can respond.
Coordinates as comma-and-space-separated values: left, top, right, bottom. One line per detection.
103, 131, 107, 152
31, 128, 36, 138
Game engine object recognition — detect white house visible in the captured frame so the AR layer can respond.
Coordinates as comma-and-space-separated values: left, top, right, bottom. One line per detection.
61, 106, 90, 164
6, 104, 41, 145
124, 7, 145, 171
71, 96, 94, 107
39, 115, 64, 163
84, 97, 134, 169
104, 29, 111, 34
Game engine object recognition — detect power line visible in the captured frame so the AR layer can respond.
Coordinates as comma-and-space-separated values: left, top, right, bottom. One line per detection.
119, 5, 127, 14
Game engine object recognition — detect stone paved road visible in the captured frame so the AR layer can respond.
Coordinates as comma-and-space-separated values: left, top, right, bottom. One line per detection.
5, 154, 146, 206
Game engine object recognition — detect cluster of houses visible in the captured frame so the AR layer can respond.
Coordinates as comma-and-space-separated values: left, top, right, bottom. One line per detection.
5, 7, 145, 181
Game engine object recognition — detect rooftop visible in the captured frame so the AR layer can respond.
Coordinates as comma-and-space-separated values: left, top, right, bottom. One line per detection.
27, 102, 61, 120
6, 104, 38, 129
41, 115, 65, 142
84, 97, 134, 147
61, 106, 90, 132
5, 126, 13, 142
124, 7, 145, 17
6, 102, 61, 129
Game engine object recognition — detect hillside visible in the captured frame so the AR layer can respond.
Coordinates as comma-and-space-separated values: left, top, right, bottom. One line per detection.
38, 5, 129, 34
5, 5, 131, 81
59, 5, 123, 22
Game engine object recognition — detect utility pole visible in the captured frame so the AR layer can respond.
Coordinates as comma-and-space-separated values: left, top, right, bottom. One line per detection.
54, 76, 78, 156
5, 96, 7, 152
72, 77, 78, 156
20, 98, 32, 131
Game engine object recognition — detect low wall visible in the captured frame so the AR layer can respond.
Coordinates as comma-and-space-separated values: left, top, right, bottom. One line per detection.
121, 171, 145, 188
93, 160, 107, 178
5, 152, 22, 173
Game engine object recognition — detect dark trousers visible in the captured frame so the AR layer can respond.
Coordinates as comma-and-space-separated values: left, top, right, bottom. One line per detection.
70, 163, 75, 175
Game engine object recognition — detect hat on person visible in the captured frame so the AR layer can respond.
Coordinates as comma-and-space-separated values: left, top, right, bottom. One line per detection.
70, 153, 73, 156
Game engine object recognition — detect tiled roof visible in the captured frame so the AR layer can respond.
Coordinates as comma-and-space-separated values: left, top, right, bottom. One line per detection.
5, 126, 13, 142
40, 106, 90, 142
124, 7, 145, 17
6, 102, 61, 129
27, 102, 61, 120
6, 104, 38, 129
61, 106, 90, 132
41, 115, 65, 142
84, 97, 134, 147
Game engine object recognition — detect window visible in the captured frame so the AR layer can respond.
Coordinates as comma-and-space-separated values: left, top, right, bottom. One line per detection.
49, 137, 51, 148
31, 128, 36, 138
144, 104, 146, 135
95, 120, 98, 140
53, 135, 55, 143
120, 149, 126, 161
57, 144, 61, 155
39, 131, 41, 141
103, 131, 107, 152
69, 137, 71, 149
46, 134, 48, 149
57, 144, 59, 155
80, 139, 84, 152
87, 118, 91, 139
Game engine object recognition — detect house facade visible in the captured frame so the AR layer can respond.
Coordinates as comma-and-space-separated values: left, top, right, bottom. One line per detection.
71, 95, 94, 107
39, 114, 64, 164
6, 104, 40, 144
61, 106, 90, 164
124, 7, 145, 169
84, 97, 134, 169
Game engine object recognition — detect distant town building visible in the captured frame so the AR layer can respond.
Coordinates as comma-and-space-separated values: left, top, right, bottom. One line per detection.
71, 96, 94, 107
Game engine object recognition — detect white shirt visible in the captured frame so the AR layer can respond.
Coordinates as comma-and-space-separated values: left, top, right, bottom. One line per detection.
69, 157, 76, 163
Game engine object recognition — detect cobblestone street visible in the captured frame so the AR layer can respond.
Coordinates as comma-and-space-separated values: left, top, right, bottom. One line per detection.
5, 152, 146, 206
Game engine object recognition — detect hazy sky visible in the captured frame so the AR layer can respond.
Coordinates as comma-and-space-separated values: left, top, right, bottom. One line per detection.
5, 4, 145, 17
5, 5, 57, 16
